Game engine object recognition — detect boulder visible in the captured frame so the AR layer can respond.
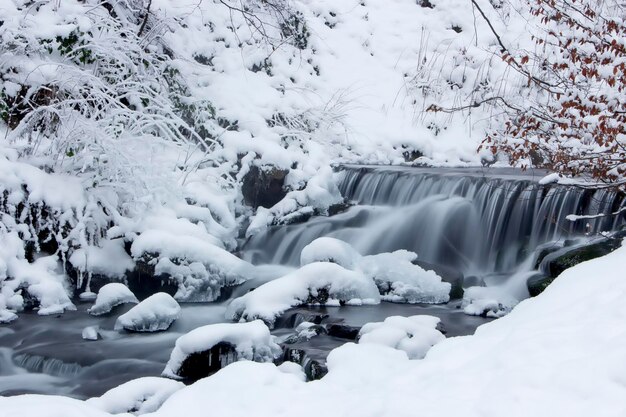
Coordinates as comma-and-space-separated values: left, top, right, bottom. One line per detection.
242, 165, 288, 209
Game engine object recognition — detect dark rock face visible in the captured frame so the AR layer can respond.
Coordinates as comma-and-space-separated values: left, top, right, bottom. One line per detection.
327, 324, 360, 340
176, 342, 238, 381
242, 165, 288, 209
529, 231, 625, 296
282, 347, 328, 381
526, 272, 553, 297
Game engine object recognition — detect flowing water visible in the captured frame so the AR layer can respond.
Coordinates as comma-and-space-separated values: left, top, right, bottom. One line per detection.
1, 166, 624, 399
244, 166, 624, 285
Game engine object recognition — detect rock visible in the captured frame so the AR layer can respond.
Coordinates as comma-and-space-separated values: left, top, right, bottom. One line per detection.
175, 342, 239, 381
282, 347, 328, 381
242, 165, 288, 209
327, 324, 360, 340
114, 293, 181, 332
543, 234, 624, 279
526, 272, 552, 297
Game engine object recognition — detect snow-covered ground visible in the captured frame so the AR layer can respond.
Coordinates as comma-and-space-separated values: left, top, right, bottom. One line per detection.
2, 238, 625, 416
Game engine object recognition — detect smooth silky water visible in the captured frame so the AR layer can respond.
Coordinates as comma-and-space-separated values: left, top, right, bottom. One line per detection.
1, 166, 623, 398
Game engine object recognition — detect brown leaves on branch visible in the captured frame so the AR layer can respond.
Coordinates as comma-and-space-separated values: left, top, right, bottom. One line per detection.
479, 0, 626, 191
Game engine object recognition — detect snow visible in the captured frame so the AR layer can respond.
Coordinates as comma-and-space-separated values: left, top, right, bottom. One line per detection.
226, 262, 381, 326
300, 237, 360, 269
162, 320, 282, 379
81, 326, 100, 341
2, 241, 626, 417
358, 315, 445, 359
360, 250, 451, 304
114, 293, 181, 332
69, 240, 134, 281
87, 377, 184, 415
130, 229, 248, 302
88, 283, 138, 316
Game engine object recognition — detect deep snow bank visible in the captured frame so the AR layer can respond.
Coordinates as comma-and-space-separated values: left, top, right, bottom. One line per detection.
2, 243, 625, 416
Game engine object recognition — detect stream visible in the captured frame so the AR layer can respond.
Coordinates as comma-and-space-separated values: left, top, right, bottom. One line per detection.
1, 165, 623, 399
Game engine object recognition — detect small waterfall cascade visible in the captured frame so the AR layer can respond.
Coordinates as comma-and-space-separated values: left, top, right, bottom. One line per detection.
243, 166, 625, 284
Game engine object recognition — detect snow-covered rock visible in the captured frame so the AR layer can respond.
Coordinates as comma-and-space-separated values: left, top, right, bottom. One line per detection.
300, 237, 360, 269
114, 293, 181, 332
131, 229, 249, 302
87, 377, 185, 415
162, 320, 282, 379
0, 309, 17, 324
462, 286, 518, 318
226, 262, 380, 326
302, 237, 451, 304
360, 250, 451, 304
82, 326, 100, 341
88, 283, 138, 316
358, 315, 445, 359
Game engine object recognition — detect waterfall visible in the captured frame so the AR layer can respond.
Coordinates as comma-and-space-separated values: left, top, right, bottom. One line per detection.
243, 166, 624, 283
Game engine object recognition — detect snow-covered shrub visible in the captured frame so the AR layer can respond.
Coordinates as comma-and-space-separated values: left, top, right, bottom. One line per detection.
162, 320, 282, 379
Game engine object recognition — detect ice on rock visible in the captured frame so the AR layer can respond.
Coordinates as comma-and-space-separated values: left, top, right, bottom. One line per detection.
358, 315, 445, 359
115, 293, 181, 332
87, 376, 184, 415
226, 262, 381, 326
82, 326, 100, 341
88, 283, 138, 316
163, 320, 282, 379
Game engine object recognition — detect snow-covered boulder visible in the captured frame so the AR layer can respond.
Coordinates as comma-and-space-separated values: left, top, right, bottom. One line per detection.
301, 237, 451, 304
114, 293, 181, 332
462, 286, 518, 318
226, 262, 381, 326
88, 283, 138, 316
358, 315, 445, 359
82, 326, 100, 341
130, 229, 248, 302
163, 320, 282, 380
0, 309, 17, 324
360, 250, 451, 304
300, 237, 360, 269
87, 377, 184, 415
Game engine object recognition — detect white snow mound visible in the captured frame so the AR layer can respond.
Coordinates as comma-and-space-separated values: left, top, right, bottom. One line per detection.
87, 376, 185, 415
358, 315, 445, 359
226, 262, 381, 326
88, 283, 138, 316
114, 293, 181, 332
